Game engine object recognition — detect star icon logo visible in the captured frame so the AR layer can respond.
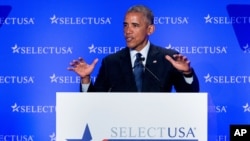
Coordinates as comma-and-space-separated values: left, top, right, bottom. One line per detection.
12, 44, 20, 53
204, 73, 213, 83
50, 73, 58, 83
243, 43, 250, 53
11, 103, 19, 112
67, 124, 92, 141
88, 44, 97, 53
165, 44, 172, 49
50, 14, 59, 24
49, 132, 56, 141
243, 103, 250, 112
204, 14, 213, 23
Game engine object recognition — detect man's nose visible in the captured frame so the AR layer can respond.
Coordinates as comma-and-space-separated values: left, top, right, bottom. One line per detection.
124, 25, 132, 34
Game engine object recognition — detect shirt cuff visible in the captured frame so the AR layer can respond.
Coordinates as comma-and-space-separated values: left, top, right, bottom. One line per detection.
81, 83, 90, 92
183, 76, 193, 84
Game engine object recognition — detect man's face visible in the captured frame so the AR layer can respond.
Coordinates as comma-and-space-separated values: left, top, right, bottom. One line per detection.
123, 12, 154, 51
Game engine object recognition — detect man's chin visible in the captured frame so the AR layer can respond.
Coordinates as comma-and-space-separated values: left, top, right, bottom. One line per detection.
126, 46, 137, 50
126, 44, 135, 49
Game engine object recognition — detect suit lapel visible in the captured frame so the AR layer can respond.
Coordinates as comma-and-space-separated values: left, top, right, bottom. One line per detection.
146, 44, 160, 67
142, 44, 162, 91
119, 48, 137, 91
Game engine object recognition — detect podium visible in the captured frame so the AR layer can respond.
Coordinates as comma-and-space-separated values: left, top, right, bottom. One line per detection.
56, 92, 207, 141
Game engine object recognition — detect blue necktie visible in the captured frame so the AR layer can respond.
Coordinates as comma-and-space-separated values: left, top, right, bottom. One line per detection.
133, 53, 144, 92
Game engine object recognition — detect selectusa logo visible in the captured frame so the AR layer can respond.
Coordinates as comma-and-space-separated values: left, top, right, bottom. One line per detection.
50, 73, 81, 84
0, 134, 34, 141
0, 75, 34, 84
0, 17, 35, 25
209, 105, 227, 113
154, 16, 189, 24
204, 14, 250, 24
110, 127, 196, 138
88, 44, 125, 54
165, 44, 227, 54
50, 14, 112, 25
204, 73, 250, 84
11, 44, 73, 55
11, 103, 55, 113
66, 124, 197, 140
50, 73, 97, 84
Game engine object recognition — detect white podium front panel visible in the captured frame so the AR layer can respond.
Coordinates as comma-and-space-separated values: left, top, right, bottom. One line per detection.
56, 92, 207, 141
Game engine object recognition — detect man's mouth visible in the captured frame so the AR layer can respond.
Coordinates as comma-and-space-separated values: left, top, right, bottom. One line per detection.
126, 37, 133, 42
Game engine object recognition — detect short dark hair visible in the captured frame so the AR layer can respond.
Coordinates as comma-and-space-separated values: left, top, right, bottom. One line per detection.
126, 5, 154, 25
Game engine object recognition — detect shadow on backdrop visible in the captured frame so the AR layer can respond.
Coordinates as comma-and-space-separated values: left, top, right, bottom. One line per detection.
0, 5, 12, 28
227, 4, 250, 52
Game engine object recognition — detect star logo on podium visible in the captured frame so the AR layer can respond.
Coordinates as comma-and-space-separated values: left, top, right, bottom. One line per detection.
66, 124, 92, 141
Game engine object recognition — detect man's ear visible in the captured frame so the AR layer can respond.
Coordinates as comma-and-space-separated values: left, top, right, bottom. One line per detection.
147, 24, 155, 35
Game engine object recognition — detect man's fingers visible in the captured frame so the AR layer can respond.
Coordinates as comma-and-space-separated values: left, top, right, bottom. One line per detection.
91, 58, 99, 66
67, 67, 74, 71
78, 57, 85, 63
165, 55, 174, 64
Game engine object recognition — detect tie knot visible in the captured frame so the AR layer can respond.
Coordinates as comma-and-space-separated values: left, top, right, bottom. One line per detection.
136, 53, 142, 58
135, 53, 142, 62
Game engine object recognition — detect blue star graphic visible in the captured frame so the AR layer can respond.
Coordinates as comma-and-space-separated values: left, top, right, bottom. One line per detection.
67, 124, 92, 141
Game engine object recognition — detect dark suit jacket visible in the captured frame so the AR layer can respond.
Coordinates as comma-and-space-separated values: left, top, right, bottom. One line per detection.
86, 44, 199, 92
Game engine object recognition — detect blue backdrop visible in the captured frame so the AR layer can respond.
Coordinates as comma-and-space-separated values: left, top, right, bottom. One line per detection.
1, 0, 250, 140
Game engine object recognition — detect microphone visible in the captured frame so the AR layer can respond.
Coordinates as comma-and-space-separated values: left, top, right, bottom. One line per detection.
140, 56, 161, 82
108, 83, 115, 92
144, 66, 160, 82
139, 56, 145, 62
133, 56, 145, 69
108, 86, 112, 92
133, 55, 163, 90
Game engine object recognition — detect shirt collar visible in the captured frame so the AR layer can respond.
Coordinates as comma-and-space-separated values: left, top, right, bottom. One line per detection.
130, 41, 150, 66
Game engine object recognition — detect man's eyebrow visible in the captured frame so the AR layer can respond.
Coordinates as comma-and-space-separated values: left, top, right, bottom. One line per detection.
123, 22, 140, 26
131, 22, 139, 25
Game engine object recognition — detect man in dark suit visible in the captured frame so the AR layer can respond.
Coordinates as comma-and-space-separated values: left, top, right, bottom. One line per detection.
68, 5, 199, 92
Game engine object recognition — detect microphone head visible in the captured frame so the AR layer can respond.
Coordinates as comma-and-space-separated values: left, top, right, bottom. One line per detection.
141, 57, 145, 61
